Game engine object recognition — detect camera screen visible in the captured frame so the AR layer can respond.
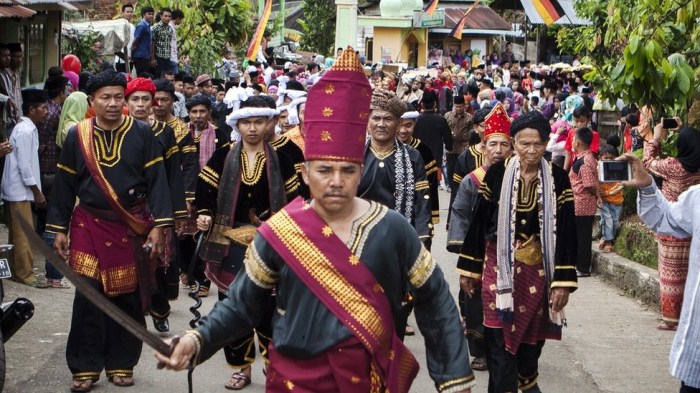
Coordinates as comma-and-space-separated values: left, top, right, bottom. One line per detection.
602, 161, 630, 181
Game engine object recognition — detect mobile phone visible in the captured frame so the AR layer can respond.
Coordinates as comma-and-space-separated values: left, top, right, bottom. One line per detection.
662, 118, 678, 129
598, 160, 631, 182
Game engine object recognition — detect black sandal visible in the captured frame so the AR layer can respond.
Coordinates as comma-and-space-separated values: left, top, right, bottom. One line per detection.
225, 372, 251, 390
471, 357, 488, 371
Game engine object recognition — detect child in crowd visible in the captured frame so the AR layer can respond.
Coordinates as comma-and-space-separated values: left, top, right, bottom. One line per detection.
598, 144, 624, 252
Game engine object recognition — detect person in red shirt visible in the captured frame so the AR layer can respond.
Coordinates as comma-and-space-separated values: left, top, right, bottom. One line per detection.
568, 127, 599, 276
564, 106, 599, 171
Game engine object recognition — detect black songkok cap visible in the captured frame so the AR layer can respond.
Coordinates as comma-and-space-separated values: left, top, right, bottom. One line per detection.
453, 95, 465, 105
21, 88, 48, 105
472, 107, 492, 126
48, 66, 64, 79
154, 78, 177, 99
185, 94, 212, 111
476, 64, 485, 70
8, 43, 22, 54
510, 110, 550, 141
85, 70, 126, 95
44, 76, 69, 91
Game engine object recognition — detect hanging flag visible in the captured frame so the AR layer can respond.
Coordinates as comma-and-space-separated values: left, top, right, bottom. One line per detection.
450, 0, 481, 40
531, 0, 565, 25
424, 0, 439, 16
246, 0, 273, 62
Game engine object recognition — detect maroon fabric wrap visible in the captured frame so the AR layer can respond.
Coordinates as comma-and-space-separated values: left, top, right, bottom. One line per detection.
258, 197, 419, 393
482, 241, 561, 354
70, 204, 156, 311
266, 336, 380, 392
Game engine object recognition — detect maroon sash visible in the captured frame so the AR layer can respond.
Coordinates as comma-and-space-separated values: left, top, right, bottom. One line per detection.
77, 118, 153, 236
258, 197, 419, 393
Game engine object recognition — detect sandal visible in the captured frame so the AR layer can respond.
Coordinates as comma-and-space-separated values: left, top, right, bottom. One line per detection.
28, 280, 49, 288
109, 376, 135, 387
657, 323, 677, 331
470, 357, 488, 371
70, 379, 94, 392
602, 243, 613, 253
225, 372, 251, 390
404, 325, 415, 336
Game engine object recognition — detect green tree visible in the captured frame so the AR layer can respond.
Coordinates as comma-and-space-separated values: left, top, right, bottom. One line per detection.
298, 0, 336, 56
558, 0, 699, 117
137, 0, 254, 75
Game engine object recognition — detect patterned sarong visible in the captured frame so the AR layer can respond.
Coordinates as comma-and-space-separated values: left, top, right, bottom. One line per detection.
657, 234, 691, 324
482, 242, 561, 354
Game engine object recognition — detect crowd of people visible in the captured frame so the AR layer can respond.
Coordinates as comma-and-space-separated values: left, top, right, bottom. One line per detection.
0, 3, 699, 393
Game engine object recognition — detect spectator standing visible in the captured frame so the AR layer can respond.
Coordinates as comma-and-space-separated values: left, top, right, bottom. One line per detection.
568, 127, 598, 277
444, 95, 472, 192
413, 91, 453, 184
151, 8, 173, 77
131, 6, 155, 76
169, 9, 184, 74
642, 120, 700, 330
37, 76, 70, 288
598, 145, 624, 253
115, 4, 135, 74
1, 89, 48, 287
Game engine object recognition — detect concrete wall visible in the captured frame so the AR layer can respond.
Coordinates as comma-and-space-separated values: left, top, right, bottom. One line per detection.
91, 0, 118, 20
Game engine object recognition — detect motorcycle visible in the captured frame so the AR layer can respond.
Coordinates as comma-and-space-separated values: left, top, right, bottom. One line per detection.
0, 244, 35, 392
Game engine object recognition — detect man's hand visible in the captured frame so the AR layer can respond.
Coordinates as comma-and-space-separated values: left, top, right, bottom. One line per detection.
0, 141, 12, 158
196, 215, 212, 232
150, 59, 157, 68
550, 287, 570, 312
33, 191, 47, 209
618, 153, 653, 189
54, 233, 70, 260
459, 275, 478, 298
145, 226, 165, 260
154, 335, 196, 371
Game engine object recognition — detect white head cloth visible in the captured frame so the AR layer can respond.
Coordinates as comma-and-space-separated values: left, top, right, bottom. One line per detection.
287, 97, 307, 126
226, 107, 280, 142
401, 111, 419, 120
223, 86, 249, 110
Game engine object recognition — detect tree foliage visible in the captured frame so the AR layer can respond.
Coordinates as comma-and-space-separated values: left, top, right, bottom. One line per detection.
137, 0, 253, 75
298, 0, 336, 56
62, 26, 101, 72
558, 0, 700, 119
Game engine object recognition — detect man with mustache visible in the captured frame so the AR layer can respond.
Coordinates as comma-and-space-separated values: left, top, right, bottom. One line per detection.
46, 70, 173, 391
194, 97, 299, 390
448, 103, 514, 375
358, 89, 432, 251
156, 47, 474, 393
125, 77, 188, 334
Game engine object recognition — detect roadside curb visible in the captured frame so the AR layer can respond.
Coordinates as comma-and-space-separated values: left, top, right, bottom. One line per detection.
591, 243, 660, 308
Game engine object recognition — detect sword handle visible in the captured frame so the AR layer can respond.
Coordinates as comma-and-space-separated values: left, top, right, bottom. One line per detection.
156, 335, 180, 369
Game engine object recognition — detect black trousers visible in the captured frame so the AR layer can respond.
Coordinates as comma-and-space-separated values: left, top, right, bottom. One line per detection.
446, 153, 460, 189
179, 235, 210, 290
575, 215, 595, 273
132, 58, 152, 77
681, 383, 700, 393
485, 327, 544, 393
150, 264, 180, 319
66, 277, 144, 381
459, 286, 486, 358
218, 290, 275, 368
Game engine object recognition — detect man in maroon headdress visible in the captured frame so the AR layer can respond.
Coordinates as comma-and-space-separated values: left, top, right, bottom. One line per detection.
156, 48, 475, 393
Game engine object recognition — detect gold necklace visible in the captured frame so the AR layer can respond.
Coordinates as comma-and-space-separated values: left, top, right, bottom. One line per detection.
370, 145, 395, 160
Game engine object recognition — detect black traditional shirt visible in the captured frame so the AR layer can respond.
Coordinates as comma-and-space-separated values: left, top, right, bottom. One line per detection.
408, 136, 440, 227
152, 120, 187, 219
358, 143, 432, 240
269, 135, 308, 199
196, 202, 474, 391
46, 116, 174, 234
456, 159, 578, 290
167, 117, 197, 201
448, 143, 485, 225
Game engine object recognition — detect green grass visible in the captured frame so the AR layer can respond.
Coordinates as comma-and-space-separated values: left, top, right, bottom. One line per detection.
614, 216, 658, 269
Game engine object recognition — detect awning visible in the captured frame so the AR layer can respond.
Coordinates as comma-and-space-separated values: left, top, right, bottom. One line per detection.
442, 6, 512, 31
0, 4, 35, 17
15, 0, 87, 11
429, 28, 522, 37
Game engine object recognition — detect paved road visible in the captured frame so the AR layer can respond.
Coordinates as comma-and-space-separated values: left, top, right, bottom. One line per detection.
0, 190, 682, 392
